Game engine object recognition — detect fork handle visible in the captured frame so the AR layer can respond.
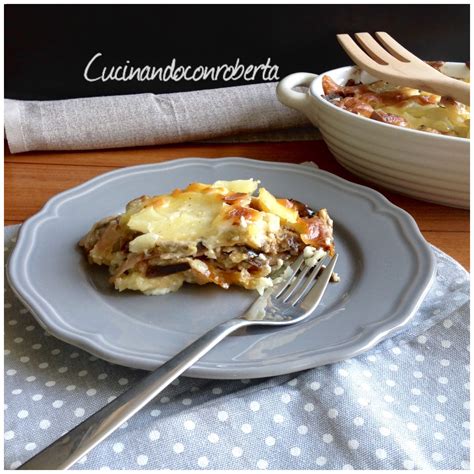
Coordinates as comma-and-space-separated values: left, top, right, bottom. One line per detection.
423, 76, 470, 106
18, 318, 251, 470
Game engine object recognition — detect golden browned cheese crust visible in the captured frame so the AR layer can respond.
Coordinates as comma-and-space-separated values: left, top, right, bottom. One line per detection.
79, 180, 335, 295
322, 73, 470, 138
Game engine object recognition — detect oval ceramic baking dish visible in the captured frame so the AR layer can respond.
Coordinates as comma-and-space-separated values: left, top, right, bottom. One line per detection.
277, 63, 469, 209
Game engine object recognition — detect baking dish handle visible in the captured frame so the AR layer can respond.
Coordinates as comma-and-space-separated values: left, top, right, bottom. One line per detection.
276, 72, 318, 116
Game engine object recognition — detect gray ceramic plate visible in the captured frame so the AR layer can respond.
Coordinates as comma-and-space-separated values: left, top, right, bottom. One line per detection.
8, 158, 435, 379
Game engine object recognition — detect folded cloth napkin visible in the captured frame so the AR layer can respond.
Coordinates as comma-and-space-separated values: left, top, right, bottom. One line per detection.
4, 83, 313, 154
4, 225, 470, 470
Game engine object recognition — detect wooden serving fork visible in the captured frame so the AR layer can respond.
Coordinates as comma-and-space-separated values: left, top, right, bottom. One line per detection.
337, 32, 470, 105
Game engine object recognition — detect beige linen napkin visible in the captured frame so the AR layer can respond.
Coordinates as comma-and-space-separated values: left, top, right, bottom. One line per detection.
5, 83, 314, 154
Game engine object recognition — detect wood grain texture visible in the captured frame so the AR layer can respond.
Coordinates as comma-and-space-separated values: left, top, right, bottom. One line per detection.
5, 140, 469, 269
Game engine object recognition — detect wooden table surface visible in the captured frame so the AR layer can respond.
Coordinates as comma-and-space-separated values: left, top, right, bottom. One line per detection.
5, 139, 470, 270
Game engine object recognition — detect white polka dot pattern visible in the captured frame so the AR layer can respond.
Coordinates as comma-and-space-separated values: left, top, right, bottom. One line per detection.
3, 228, 470, 470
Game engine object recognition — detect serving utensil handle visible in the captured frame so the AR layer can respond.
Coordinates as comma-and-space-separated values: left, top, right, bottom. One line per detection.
18, 318, 250, 470
426, 75, 470, 106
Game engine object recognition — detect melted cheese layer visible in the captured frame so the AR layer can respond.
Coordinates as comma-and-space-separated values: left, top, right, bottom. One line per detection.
126, 180, 283, 251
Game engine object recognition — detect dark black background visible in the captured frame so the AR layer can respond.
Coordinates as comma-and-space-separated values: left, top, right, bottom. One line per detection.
5, 4, 470, 100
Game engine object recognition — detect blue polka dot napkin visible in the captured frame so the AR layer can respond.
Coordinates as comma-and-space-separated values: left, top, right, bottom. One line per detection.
4, 225, 470, 470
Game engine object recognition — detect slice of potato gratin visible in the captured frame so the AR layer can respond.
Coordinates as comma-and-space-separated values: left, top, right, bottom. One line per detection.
79, 179, 335, 295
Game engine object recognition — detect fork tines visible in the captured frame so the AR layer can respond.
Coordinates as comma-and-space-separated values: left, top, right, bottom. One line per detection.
337, 32, 419, 67
275, 253, 338, 308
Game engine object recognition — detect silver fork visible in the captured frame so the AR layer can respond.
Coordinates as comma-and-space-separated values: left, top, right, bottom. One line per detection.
18, 253, 338, 470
